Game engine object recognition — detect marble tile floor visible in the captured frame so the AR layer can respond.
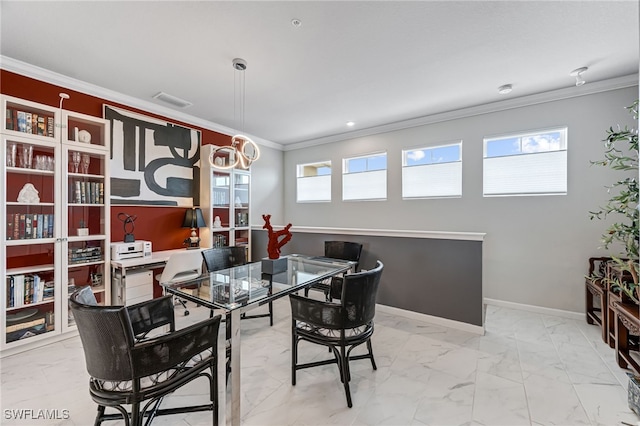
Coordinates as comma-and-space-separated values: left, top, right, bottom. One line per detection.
1, 298, 639, 426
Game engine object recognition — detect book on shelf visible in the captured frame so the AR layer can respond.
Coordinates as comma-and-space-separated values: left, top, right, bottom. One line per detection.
19, 213, 26, 239
13, 213, 20, 240
6, 107, 13, 130
42, 214, 48, 238
24, 112, 32, 134
36, 115, 45, 136
99, 182, 104, 204
6, 317, 45, 334
31, 214, 37, 239
36, 213, 44, 238
6, 218, 14, 240
17, 111, 27, 133
7, 276, 14, 308
74, 180, 82, 203
47, 116, 54, 137
47, 213, 54, 237
80, 181, 86, 203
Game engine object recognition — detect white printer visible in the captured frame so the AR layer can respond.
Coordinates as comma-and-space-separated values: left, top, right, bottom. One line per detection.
111, 240, 152, 260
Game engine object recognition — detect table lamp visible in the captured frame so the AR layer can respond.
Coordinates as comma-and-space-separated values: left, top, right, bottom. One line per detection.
182, 207, 206, 249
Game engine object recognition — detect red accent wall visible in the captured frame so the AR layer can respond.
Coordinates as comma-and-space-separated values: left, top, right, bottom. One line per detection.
1, 70, 231, 252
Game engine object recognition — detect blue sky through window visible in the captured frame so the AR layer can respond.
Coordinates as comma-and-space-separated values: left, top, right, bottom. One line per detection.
405, 144, 461, 166
486, 131, 564, 158
345, 154, 387, 173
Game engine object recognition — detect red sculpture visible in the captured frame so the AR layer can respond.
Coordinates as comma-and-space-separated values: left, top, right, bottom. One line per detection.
262, 214, 292, 259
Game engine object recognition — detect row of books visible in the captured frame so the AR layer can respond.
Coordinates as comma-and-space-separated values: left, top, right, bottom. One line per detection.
6, 274, 55, 308
71, 180, 104, 204
6, 213, 54, 240
68, 246, 102, 264
6, 108, 55, 138
212, 189, 230, 206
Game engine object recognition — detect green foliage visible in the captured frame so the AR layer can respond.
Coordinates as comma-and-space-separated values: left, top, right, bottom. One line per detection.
590, 100, 638, 303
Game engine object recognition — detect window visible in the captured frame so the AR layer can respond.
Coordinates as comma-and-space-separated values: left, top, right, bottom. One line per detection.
296, 161, 331, 202
342, 152, 387, 201
402, 142, 462, 198
483, 127, 567, 196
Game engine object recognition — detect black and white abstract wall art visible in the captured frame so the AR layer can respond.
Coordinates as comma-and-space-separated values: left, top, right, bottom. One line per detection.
104, 105, 200, 206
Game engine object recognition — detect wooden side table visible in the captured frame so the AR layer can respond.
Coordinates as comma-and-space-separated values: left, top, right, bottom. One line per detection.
585, 257, 610, 343
612, 300, 640, 374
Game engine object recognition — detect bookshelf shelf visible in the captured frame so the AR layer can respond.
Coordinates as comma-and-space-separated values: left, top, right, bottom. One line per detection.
1, 95, 111, 353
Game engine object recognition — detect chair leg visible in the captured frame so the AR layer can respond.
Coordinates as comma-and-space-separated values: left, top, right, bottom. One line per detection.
211, 360, 219, 426
340, 344, 353, 408
367, 339, 377, 370
291, 325, 298, 386
269, 301, 273, 326
94, 405, 106, 426
131, 401, 141, 426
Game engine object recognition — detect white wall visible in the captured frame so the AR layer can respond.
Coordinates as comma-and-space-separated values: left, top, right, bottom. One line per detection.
282, 87, 639, 313
250, 144, 284, 226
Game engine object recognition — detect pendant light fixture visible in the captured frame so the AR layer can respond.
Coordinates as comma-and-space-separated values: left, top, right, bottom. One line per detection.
210, 58, 260, 170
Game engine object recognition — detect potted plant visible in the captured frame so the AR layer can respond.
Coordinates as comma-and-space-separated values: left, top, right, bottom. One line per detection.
590, 100, 639, 303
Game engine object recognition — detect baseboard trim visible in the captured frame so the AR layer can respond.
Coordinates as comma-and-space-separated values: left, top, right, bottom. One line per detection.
484, 298, 583, 321
376, 303, 485, 335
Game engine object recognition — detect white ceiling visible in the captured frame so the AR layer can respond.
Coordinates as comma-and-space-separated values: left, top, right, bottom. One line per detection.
1, 1, 638, 148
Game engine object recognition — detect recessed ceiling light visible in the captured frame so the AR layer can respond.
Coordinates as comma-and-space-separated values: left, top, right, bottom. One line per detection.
498, 84, 513, 95
346, 121, 355, 127
291, 18, 302, 28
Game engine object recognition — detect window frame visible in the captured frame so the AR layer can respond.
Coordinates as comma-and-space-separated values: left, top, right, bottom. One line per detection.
296, 160, 332, 203
401, 141, 463, 199
342, 151, 387, 201
482, 126, 568, 197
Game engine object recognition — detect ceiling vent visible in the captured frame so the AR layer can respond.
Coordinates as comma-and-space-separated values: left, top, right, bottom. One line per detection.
152, 92, 193, 108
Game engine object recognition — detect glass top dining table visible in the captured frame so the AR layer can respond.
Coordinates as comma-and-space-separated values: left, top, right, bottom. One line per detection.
160, 254, 354, 426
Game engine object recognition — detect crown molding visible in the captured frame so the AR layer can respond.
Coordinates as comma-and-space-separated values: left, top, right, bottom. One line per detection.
285, 73, 639, 151
3, 55, 636, 153
0, 55, 282, 150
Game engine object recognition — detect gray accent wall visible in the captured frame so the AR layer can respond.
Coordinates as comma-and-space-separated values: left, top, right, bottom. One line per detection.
272, 87, 638, 314
252, 229, 483, 326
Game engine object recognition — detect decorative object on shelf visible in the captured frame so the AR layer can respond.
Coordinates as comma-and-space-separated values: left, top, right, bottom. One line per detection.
77, 219, 89, 236
70, 151, 81, 173
80, 153, 90, 174
17, 183, 40, 203
105, 105, 201, 207
589, 99, 639, 304
117, 212, 137, 243
261, 214, 292, 274
75, 127, 91, 143
19, 144, 32, 169
90, 272, 103, 288
6, 142, 16, 167
209, 58, 260, 170
212, 215, 222, 228
235, 196, 243, 207
182, 207, 206, 249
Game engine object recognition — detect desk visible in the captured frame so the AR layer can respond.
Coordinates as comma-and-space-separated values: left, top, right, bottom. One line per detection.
161, 254, 353, 426
111, 248, 202, 305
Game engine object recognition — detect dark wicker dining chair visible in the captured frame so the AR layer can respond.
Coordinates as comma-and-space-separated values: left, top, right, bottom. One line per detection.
201, 246, 247, 272
289, 260, 383, 408
70, 286, 222, 426
202, 246, 273, 326
305, 241, 363, 300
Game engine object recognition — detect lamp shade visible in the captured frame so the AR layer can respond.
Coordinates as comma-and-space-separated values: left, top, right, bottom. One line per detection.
183, 208, 206, 228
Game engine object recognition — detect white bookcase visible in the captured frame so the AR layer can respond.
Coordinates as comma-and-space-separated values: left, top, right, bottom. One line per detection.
1, 94, 111, 354
199, 144, 251, 260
